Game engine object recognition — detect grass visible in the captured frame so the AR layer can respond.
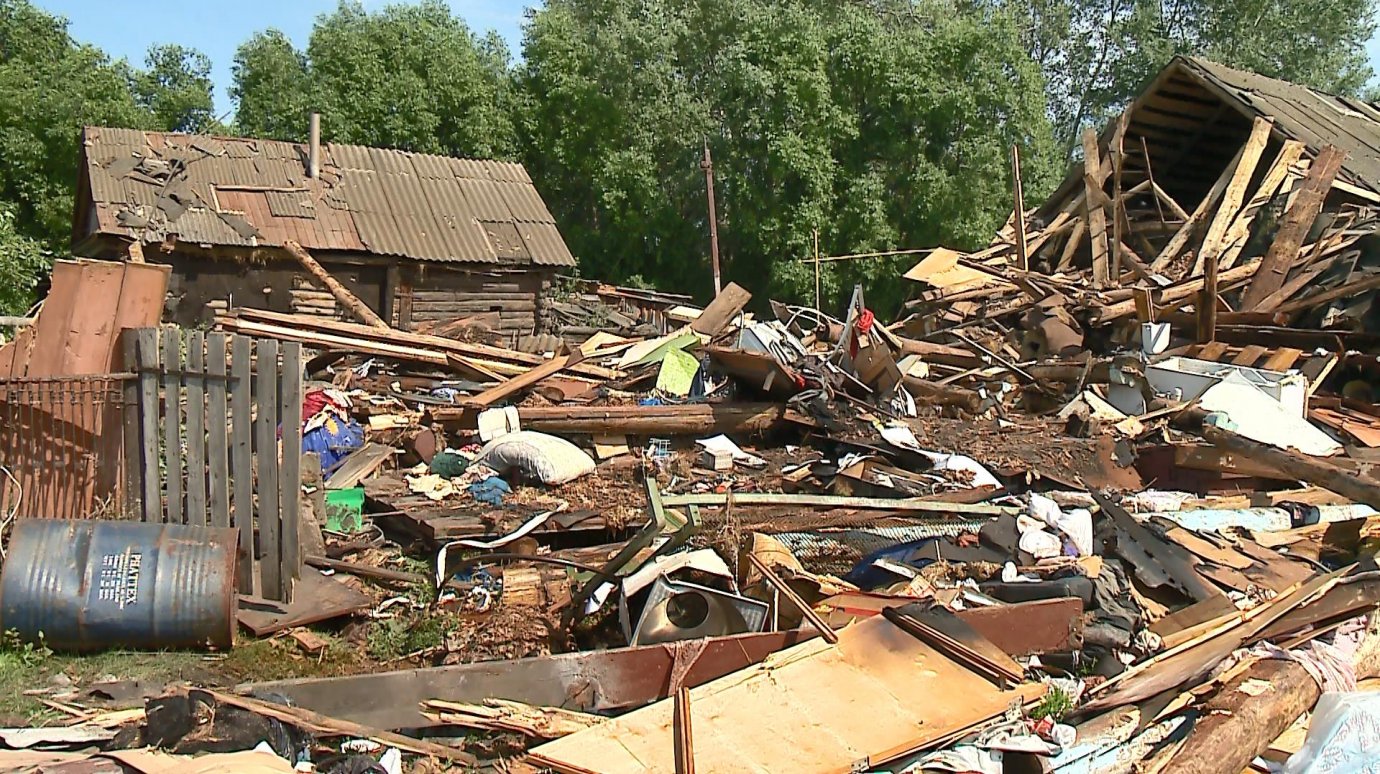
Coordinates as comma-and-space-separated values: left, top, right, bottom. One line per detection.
1030, 685, 1075, 722
0, 630, 207, 725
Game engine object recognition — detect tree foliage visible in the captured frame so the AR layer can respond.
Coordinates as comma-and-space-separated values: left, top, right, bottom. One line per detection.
0, 205, 49, 315
518, 0, 1058, 311
0, 0, 216, 257
231, 1, 516, 158
993, 0, 1378, 152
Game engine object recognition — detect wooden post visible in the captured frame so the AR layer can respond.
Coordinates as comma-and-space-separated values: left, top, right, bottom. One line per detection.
282, 240, 389, 329
813, 228, 821, 311
1203, 425, 1380, 510
701, 143, 722, 296
1082, 129, 1109, 287
1240, 145, 1346, 310
1197, 251, 1218, 343
1110, 114, 1126, 280
1012, 144, 1028, 272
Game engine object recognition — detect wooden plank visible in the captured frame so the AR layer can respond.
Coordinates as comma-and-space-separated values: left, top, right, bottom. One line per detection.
1082, 128, 1110, 286
1261, 348, 1304, 372
1148, 140, 1251, 272
1240, 146, 1347, 310
121, 331, 142, 518
1218, 140, 1307, 269
206, 333, 231, 529
236, 569, 373, 636
1196, 341, 1231, 362
1230, 344, 1268, 367
462, 349, 586, 409
134, 329, 161, 523
160, 326, 182, 525
196, 688, 474, 764
325, 442, 394, 489
184, 331, 207, 527
279, 341, 303, 601
1195, 117, 1272, 274
256, 339, 283, 601
230, 336, 254, 593
689, 282, 752, 337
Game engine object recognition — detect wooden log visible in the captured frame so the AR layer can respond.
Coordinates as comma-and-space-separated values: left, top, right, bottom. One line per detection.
1162, 622, 1380, 774
1089, 262, 1260, 324
1083, 128, 1110, 286
1240, 145, 1346, 310
1202, 425, 1380, 510
445, 403, 791, 436
902, 375, 982, 412
283, 240, 388, 329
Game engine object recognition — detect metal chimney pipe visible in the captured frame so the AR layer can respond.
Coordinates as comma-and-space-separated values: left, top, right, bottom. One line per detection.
308, 112, 321, 179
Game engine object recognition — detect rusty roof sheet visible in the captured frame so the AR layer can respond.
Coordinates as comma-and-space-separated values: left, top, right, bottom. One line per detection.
78, 127, 576, 267
1181, 57, 1380, 192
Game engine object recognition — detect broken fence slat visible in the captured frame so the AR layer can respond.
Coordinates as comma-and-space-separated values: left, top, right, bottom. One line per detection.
133, 329, 161, 524
185, 330, 207, 527
206, 332, 231, 530
279, 341, 303, 602
230, 335, 254, 593
159, 327, 183, 525
256, 338, 283, 601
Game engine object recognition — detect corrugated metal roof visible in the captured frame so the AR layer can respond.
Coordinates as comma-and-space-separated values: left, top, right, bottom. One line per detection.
1180, 57, 1380, 192
78, 127, 576, 267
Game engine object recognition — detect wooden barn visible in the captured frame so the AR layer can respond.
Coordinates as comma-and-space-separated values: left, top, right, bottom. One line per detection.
71, 124, 577, 334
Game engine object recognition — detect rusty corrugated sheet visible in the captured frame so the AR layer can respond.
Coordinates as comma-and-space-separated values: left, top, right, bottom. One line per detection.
81, 128, 577, 268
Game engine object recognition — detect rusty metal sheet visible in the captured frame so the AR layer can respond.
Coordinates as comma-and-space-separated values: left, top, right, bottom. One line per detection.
241, 629, 818, 731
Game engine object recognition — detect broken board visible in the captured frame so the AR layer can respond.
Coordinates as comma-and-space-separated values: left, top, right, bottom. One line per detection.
528, 616, 1042, 773
236, 571, 373, 636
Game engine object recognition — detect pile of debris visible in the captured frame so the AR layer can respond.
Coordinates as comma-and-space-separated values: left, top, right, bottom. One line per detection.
7, 55, 1380, 774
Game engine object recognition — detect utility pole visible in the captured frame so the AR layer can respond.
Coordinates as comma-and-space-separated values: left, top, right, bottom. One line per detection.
701, 142, 722, 295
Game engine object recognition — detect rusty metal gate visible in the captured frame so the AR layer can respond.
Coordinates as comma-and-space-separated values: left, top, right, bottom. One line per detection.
0, 374, 131, 521
124, 327, 303, 603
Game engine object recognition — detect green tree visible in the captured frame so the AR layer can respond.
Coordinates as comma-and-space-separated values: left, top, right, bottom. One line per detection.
133, 44, 217, 133
231, 1, 516, 158
0, 205, 48, 315
994, 0, 1378, 152
230, 30, 314, 142
518, 0, 1057, 312
0, 0, 217, 254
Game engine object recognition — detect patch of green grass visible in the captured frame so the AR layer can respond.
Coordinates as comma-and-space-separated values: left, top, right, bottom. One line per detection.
366, 612, 452, 661
0, 630, 206, 725
216, 632, 368, 684
1030, 685, 1075, 722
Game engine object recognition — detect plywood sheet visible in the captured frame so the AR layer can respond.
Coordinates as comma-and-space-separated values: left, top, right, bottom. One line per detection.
529, 616, 1040, 774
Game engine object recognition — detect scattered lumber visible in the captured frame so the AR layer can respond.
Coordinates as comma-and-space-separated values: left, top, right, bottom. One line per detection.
431, 402, 792, 436
1202, 425, 1380, 511
420, 698, 602, 739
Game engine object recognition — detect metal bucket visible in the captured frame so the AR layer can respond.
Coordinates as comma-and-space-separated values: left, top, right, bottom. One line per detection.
0, 519, 237, 652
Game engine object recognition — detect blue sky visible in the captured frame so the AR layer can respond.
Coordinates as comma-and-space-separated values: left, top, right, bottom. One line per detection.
35, 0, 1380, 120
35, 0, 531, 120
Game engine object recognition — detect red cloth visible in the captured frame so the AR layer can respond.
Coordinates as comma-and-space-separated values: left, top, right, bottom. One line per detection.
849, 308, 876, 358
301, 389, 344, 423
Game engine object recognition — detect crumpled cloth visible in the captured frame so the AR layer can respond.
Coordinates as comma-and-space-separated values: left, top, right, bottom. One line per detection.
1254, 639, 1357, 693
468, 476, 511, 506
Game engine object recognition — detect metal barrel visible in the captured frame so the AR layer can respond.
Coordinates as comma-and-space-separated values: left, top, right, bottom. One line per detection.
0, 519, 238, 652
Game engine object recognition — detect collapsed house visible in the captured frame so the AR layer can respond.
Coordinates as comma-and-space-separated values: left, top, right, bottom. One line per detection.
7, 57, 1380, 773
71, 123, 576, 334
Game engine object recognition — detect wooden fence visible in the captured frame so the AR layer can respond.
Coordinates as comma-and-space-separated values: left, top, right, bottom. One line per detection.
124, 327, 303, 602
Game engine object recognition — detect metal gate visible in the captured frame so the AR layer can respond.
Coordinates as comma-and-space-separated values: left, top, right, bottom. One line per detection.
124, 327, 303, 602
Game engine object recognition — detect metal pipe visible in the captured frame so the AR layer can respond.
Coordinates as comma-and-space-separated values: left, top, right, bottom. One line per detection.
308, 112, 321, 180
